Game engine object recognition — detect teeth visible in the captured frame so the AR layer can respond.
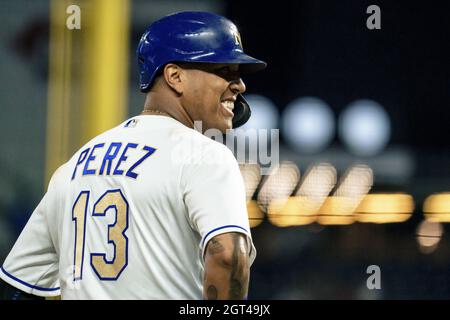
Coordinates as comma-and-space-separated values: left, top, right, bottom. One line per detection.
222, 101, 234, 111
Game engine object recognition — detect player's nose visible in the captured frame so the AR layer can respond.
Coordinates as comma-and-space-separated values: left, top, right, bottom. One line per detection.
230, 78, 246, 95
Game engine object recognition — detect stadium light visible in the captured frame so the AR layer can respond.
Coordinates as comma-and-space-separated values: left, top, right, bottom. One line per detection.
416, 220, 443, 254
241, 94, 279, 130
268, 197, 316, 227
423, 193, 450, 222
339, 99, 391, 157
258, 162, 300, 226
355, 193, 414, 223
281, 97, 335, 154
317, 165, 373, 225
247, 200, 264, 228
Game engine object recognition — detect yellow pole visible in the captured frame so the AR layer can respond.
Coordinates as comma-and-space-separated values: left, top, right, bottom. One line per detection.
81, 0, 130, 143
45, 0, 72, 186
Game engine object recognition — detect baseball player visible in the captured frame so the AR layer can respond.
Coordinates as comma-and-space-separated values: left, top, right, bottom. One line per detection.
0, 11, 266, 299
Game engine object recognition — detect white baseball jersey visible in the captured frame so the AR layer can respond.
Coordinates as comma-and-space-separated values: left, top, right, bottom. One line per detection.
0, 115, 256, 299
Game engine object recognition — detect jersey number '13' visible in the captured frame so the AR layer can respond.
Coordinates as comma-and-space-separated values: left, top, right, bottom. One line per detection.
72, 189, 129, 281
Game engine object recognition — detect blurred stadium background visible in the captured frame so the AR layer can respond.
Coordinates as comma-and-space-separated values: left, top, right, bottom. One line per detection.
1, 0, 449, 299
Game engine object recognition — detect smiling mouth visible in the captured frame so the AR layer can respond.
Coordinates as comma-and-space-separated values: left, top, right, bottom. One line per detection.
221, 100, 235, 116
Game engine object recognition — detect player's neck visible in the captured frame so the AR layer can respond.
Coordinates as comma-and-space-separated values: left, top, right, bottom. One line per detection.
142, 92, 195, 129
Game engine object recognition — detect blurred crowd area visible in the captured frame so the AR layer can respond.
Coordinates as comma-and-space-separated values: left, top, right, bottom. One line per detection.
0, 0, 449, 299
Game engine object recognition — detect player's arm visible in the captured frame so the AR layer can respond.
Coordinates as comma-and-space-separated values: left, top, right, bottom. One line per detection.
0, 279, 44, 300
203, 232, 249, 300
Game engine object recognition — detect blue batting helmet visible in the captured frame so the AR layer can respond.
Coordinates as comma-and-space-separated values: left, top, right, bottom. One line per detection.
137, 11, 267, 128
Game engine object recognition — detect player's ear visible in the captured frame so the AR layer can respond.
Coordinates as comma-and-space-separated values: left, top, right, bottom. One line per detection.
163, 63, 185, 95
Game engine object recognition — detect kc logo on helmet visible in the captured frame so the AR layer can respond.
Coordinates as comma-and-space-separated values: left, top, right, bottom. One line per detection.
230, 26, 243, 48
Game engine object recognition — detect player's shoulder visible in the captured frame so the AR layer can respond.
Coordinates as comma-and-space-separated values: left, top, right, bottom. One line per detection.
184, 127, 235, 159
174, 130, 238, 174
47, 162, 72, 191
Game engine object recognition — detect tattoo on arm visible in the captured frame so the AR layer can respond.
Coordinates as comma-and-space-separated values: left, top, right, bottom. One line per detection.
229, 234, 247, 299
208, 237, 225, 255
204, 233, 249, 300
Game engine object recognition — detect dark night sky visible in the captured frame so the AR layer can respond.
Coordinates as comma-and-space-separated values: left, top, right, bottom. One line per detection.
226, 0, 450, 148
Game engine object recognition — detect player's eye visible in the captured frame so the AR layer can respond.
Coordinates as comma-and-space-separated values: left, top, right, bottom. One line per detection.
214, 66, 240, 80
215, 66, 231, 74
